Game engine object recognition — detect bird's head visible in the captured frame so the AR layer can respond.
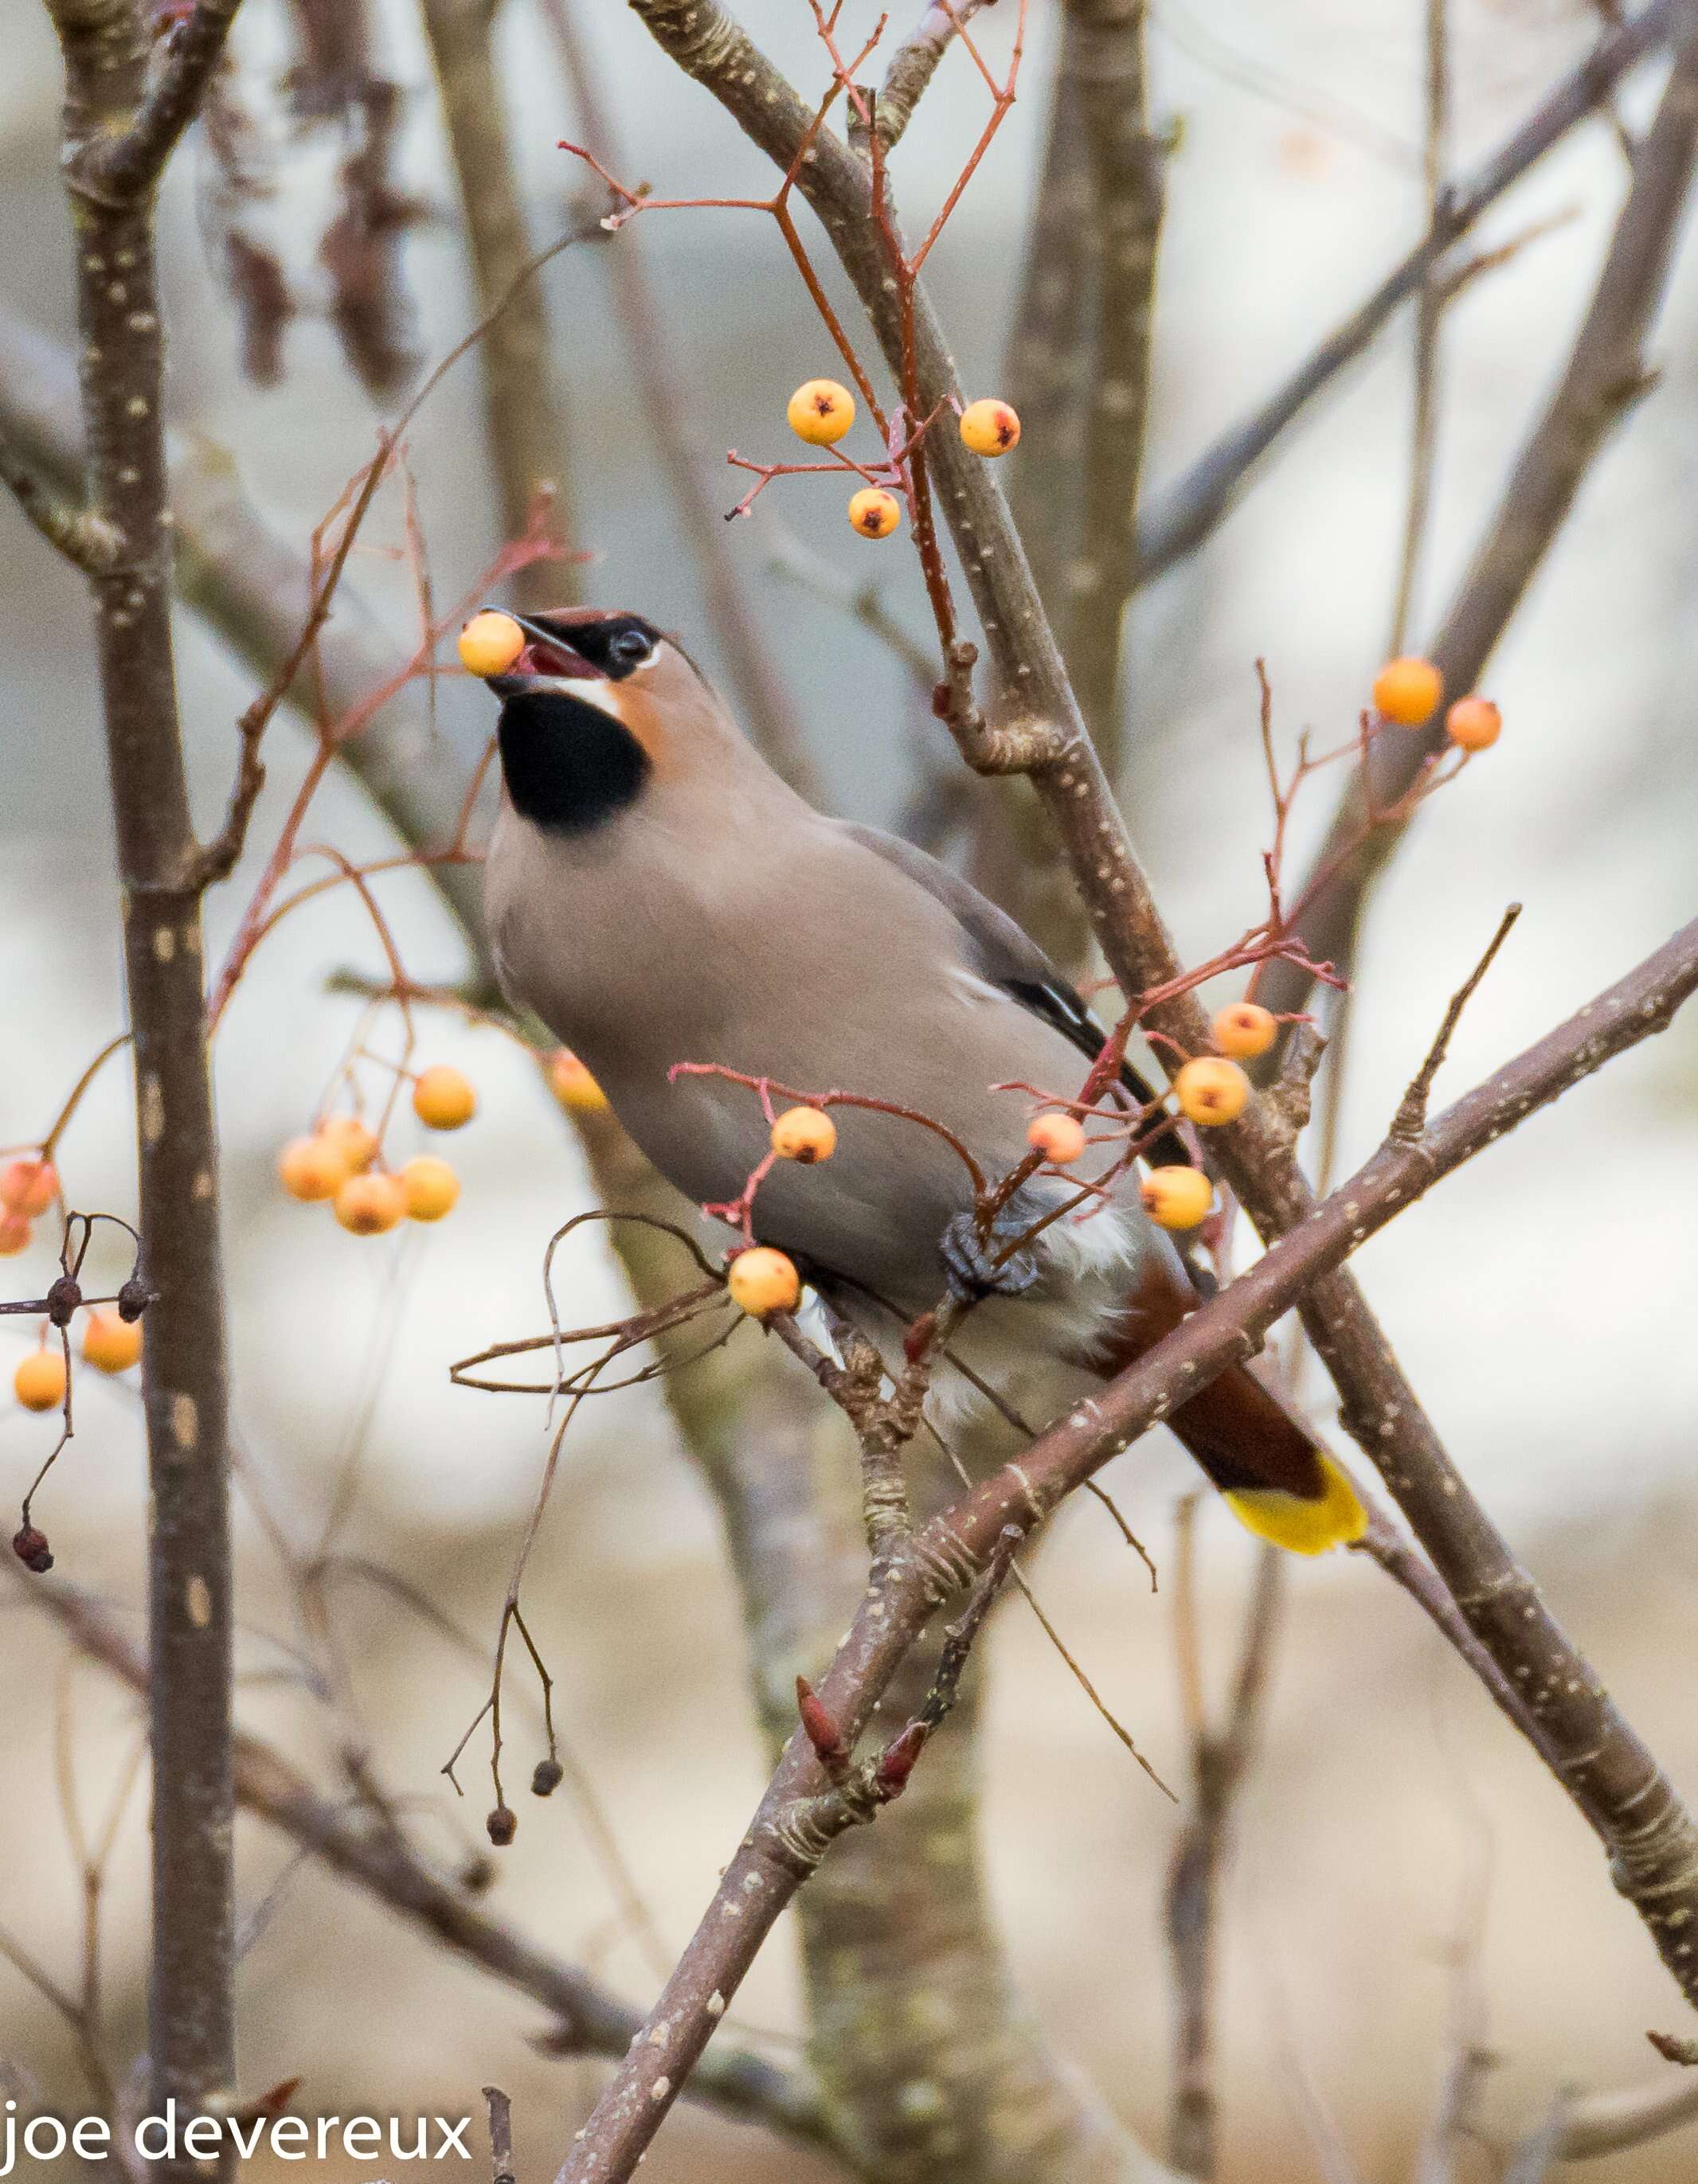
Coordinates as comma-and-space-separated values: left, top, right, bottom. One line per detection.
475, 606, 714, 834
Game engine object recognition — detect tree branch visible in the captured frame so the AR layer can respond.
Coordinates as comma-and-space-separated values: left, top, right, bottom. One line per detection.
1555, 2069, 1698, 2159
624, 2, 1698, 2045
553, 915, 1698, 2180
73, 0, 245, 205
1258, 7, 1698, 1018
1165, 1530, 1283, 2179
1133, 0, 1679, 583
869, 1, 995, 152
0, 424, 120, 573
1058, 0, 1165, 768
0, 310, 491, 942
6, 1565, 836, 2160
538, 0, 819, 798
418, 0, 577, 609
33, 0, 251, 2167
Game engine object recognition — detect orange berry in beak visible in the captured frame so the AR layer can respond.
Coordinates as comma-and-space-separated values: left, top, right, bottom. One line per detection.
458, 611, 526, 678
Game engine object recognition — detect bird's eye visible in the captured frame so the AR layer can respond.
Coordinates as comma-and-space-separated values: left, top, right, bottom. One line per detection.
612, 627, 651, 666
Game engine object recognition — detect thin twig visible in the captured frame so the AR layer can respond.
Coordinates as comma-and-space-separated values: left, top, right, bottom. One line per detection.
9, 1565, 837, 2156
551, 913, 1698, 2178
1165, 1530, 1283, 2178
1135, 0, 1679, 583
0, 426, 120, 572
1260, 10, 1698, 1016
1391, 904, 1521, 1140
483, 2086, 515, 2184
1387, 0, 1452, 656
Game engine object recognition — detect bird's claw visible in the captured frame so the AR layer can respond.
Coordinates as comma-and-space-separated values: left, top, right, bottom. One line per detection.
940, 1208, 1040, 1301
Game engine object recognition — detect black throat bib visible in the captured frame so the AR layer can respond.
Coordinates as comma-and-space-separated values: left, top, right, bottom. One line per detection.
498, 687, 651, 835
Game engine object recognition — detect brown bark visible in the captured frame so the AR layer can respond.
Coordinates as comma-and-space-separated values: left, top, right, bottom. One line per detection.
418, 0, 577, 610
555, 912, 1698, 2178
31, 0, 248, 2166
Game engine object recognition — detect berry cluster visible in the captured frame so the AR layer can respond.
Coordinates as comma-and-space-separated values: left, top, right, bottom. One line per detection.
278, 1065, 476, 1236
724, 1106, 838, 1318
0, 1158, 58, 1258
781, 379, 1021, 541
6, 1157, 146, 1413
11, 1302, 144, 1416
1372, 656, 1503, 751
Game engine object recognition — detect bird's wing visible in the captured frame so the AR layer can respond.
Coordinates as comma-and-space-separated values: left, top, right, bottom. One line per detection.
834, 822, 1363, 1555
835, 821, 1192, 1166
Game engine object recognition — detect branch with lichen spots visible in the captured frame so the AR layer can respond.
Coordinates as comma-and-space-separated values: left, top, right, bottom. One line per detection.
554, 917, 1698, 2182
624, 0, 1698, 2045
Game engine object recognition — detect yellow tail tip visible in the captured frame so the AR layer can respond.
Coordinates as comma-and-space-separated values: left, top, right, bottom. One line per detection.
1223, 1453, 1367, 1557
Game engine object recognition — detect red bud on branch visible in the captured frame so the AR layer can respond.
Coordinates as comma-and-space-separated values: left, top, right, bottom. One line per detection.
795, 1674, 851, 1773
875, 1720, 928, 1801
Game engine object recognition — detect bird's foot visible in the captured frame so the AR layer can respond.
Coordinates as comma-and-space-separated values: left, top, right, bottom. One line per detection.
940, 1206, 1042, 1301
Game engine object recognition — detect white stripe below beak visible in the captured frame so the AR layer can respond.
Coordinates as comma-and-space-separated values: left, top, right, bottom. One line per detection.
541, 675, 624, 721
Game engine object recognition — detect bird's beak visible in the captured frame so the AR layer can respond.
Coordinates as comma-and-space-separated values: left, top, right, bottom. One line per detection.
483, 610, 610, 697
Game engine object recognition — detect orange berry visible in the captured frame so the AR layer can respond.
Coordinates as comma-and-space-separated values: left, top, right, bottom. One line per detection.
334, 1171, 408, 1237
959, 398, 1021, 456
1212, 1001, 1277, 1060
770, 1107, 836, 1163
0, 1160, 58, 1217
546, 1049, 609, 1114
401, 1155, 460, 1222
726, 1246, 801, 1319
1173, 1057, 1250, 1127
278, 1135, 346, 1202
412, 1065, 478, 1131
785, 378, 856, 447
457, 610, 526, 678
1446, 695, 1501, 752
1372, 655, 1444, 727
1140, 1166, 1214, 1231
0, 1213, 30, 1257
82, 1310, 142, 1374
15, 1349, 67, 1412
847, 487, 901, 540
1027, 1112, 1087, 1165
319, 1116, 379, 1175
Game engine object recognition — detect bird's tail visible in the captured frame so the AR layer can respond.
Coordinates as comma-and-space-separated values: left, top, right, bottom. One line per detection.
1093, 1249, 1367, 1557
1164, 1362, 1367, 1557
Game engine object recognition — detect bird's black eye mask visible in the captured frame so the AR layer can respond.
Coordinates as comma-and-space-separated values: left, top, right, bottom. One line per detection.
515, 611, 663, 682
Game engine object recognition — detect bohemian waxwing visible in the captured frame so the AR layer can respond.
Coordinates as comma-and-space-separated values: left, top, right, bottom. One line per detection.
479, 607, 1365, 1555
